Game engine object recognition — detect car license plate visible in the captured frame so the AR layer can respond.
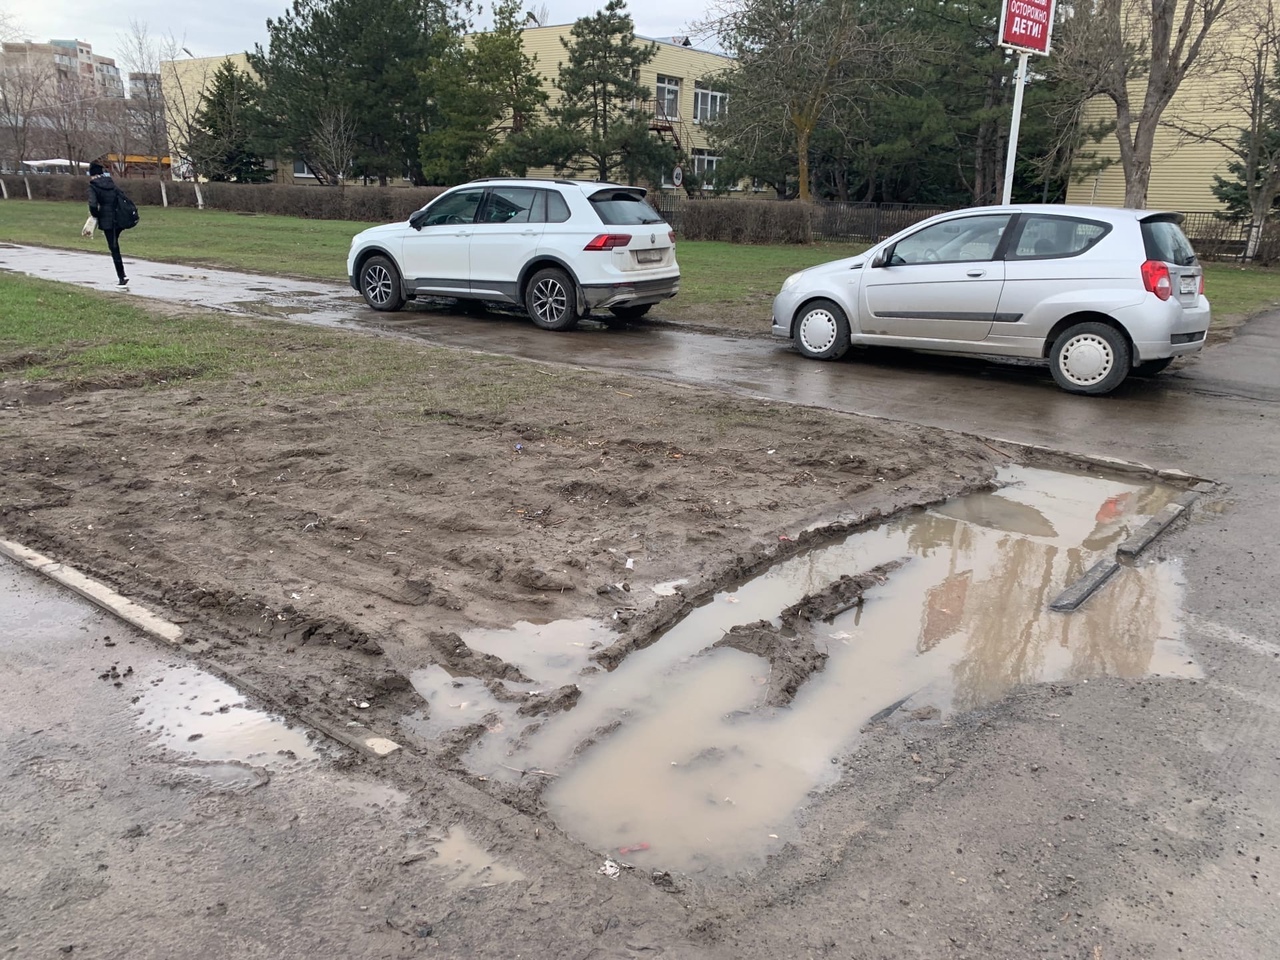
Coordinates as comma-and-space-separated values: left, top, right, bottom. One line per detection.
1179, 275, 1196, 295
636, 249, 662, 264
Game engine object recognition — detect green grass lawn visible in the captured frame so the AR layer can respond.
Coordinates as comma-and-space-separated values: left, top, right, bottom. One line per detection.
0, 271, 592, 415
1, 199, 1275, 326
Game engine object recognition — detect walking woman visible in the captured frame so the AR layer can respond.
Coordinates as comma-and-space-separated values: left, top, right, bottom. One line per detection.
87, 162, 128, 287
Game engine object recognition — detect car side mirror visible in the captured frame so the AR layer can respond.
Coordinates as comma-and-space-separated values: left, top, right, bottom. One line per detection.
408, 210, 427, 230
870, 249, 889, 268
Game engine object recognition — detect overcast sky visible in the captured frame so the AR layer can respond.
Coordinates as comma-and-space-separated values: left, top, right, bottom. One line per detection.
4, 0, 711, 67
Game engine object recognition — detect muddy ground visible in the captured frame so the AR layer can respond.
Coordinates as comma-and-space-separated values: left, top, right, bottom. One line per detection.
0, 307, 1001, 766
6, 259, 1280, 958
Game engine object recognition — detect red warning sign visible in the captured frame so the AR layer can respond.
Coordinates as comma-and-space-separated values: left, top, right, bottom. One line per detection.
999, 0, 1055, 56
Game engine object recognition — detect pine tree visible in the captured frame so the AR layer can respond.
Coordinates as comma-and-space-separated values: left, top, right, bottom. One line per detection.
530, 0, 673, 183
187, 60, 271, 183
419, 0, 548, 183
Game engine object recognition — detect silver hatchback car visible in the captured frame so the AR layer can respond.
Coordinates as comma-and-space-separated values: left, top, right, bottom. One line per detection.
771, 205, 1210, 395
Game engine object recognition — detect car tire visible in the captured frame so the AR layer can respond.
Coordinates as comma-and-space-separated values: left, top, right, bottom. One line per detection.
607, 303, 652, 321
1049, 322, 1131, 395
525, 267, 580, 331
358, 255, 405, 312
793, 299, 851, 360
1132, 357, 1174, 377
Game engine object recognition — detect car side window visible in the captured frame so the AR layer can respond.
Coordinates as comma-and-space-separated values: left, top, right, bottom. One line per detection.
546, 192, 571, 224
1008, 215, 1110, 259
891, 215, 1012, 265
481, 186, 540, 225
422, 189, 485, 227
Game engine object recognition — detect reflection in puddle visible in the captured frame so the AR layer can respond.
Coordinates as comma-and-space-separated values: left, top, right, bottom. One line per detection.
410, 466, 1200, 873
426, 826, 526, 890
136, 665, 321, 764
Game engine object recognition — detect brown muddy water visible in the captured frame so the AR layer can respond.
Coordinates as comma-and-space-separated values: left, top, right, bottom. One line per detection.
407, 466, 1201, 874
136, 664, 323, 765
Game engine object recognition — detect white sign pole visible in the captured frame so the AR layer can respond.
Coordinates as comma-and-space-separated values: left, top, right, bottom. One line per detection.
1001, 50, 1029, 205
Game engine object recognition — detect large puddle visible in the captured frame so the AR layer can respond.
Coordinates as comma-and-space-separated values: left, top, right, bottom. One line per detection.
408, 466, 1200, 873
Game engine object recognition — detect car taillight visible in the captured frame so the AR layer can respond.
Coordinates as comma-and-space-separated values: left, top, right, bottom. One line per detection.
1141, 260, 1172, 301
668, 231, 676, 245
584, 233, 632, 251
1199, 274, 1205, 296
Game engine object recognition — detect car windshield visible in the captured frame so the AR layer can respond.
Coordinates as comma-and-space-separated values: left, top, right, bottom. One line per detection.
1141, 218, 1198, 266
589, 190, 664, 225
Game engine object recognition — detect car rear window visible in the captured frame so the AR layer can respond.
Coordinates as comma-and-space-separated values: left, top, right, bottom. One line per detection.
1009, 215, 1110, 259
1142, 218, 1198, 265
589, 190, 664, 225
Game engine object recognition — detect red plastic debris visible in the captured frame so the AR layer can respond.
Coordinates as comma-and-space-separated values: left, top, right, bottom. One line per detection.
618, 843, 650, 855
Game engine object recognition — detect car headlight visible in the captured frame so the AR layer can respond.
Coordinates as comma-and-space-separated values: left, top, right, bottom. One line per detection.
781, 271, 803, 292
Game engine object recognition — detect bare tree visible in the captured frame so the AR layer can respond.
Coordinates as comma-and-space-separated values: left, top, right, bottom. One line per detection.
0, 58, 54, 181
117, 21, 170, 184
697, 0, 911, 201
310, 104, 357, 186
1056, 0, 1237, 207
1165, 1, 1280, 257
0, 11, 25, 42
159, 37, 218, 207
40, 75, 112, 167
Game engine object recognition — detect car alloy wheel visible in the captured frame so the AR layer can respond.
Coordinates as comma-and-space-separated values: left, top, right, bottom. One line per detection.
364, 263, 393, 307
525, 267, 580, 331
359, 254, 405, 312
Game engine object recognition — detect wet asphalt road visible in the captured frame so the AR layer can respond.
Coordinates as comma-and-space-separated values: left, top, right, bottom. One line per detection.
1, 243, 1274, 480
4, 244, 1280, 956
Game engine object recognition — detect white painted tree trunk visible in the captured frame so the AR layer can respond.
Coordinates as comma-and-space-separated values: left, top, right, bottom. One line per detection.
193, 181, 204, 210
24, 176, 32, 200
160, 180, 169, 208
0, 178, 8, 200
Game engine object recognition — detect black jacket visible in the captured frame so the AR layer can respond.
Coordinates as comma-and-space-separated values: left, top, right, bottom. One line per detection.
88, 175, 120, 230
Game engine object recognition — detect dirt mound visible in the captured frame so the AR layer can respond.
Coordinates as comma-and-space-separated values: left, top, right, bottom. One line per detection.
782, 558, 909, 623
708, 560, 910, 706
715, 621, 829, 707
424, 632, 532, 683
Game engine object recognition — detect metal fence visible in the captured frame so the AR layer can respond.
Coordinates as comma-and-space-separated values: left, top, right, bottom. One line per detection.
652, 195, 1275, 262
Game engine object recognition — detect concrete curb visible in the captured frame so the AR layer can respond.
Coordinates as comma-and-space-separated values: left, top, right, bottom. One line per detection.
1052, 482, 1213, 612
0, 537, 183, 644
1050, 557, 1120, 612
0, 537, 402, 759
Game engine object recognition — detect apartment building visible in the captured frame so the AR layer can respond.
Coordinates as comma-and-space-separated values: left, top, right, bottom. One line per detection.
0, 38, 124, 98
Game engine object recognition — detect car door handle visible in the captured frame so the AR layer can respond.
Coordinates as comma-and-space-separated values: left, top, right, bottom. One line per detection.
520, 229, 538, 236
966, 269, 986, 278
456, 230, 471, 237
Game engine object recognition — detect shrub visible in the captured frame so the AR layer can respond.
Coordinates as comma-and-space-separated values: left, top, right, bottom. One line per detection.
676, 199, 814, 244
0, 175, 446, 222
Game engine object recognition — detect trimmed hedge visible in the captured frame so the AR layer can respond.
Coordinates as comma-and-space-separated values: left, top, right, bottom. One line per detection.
0, 175, 445, 223
672, 199, 815, 244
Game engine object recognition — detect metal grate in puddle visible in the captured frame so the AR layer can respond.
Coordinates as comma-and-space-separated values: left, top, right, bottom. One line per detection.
407, 466, 1201, 872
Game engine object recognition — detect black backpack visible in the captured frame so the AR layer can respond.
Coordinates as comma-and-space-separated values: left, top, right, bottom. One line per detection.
115, 190, 140, 230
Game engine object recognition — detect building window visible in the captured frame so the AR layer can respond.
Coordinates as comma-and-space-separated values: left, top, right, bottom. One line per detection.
293, 159, 316, 179
655, 75, 681, 120
693, 82, 727, 123
692, 149, 721, 178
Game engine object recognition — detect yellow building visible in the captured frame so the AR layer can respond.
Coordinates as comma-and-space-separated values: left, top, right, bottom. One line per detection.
515, 24, 734, 189
160, 53, 257, 180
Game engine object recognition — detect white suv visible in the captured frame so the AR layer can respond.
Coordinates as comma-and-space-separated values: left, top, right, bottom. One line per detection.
347, 178, 680, 330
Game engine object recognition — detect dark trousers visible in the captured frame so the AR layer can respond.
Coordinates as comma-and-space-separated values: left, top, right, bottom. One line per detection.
103, 227, 125, 281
